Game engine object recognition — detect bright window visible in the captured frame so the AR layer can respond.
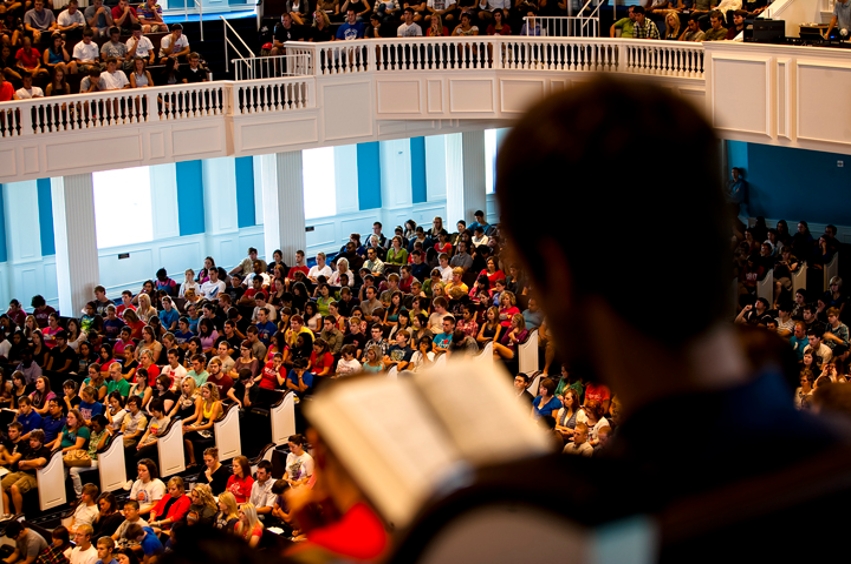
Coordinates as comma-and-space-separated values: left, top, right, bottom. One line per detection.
92, 166, 153, 249
302, 147, 337, 220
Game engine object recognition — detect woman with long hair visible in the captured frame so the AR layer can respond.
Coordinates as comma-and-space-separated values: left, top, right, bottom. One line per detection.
225, 455, 253, 504
45, 64, 70, 96
235, 503, 264, 548
29, 375, 55, 415
130, 57, 153, 88
214, 491, 240, 533
188, 483, 219, 526
182, 382, 222, 466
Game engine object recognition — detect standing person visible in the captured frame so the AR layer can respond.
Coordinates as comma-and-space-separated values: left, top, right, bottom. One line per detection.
484, 76, 850, 561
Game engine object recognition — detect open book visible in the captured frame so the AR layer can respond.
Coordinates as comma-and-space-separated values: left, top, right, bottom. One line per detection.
304, 358, 553, 529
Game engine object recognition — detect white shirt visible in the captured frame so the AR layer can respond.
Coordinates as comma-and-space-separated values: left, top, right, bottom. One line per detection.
159, 33, 189, 58
426, 0, 456, 9
161, 363, 188, 388
73, 40, 99, 62
57, 8, 85, 27
397, 21, 423, 36
72, 503, 100, 528
308, 264, 332, 279
15, 86, 44, 99
715, 0, 742, 12
249, 478, 275, 509
439, 264, 453, 282
69, 545, 98, 564
101, 69, 129, 90
285, 451, 314, 481
126, 34, 154, 58
129, 478, 166, 508
179, 280, 200, 298
200, 279, 225, 300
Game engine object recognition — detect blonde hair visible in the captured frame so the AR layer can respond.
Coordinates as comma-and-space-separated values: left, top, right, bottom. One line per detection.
167, 476, 186, 494
180, 375, 197, 398
665, 12, 680, 37
218, 491, 239, 520
238, 502, 263, 536
192, 483, 218, 513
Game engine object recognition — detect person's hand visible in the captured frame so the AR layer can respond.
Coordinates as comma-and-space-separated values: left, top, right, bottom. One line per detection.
743, 304, 753, 311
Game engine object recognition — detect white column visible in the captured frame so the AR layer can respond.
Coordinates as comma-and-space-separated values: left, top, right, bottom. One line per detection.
446, 130, 488, 228
51, 174, 99, 316
149, 163, 180, 240
257, 151, 307, 264
202, 158, 240, 268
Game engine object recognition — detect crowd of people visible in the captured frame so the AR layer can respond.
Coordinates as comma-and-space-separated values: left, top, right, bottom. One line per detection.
731, 213, 849, 410
0, 0, 208, 102
0, 211, 554, 531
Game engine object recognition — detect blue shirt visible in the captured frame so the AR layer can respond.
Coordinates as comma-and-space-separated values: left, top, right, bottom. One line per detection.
40, 414, 65, 444
174, 329, 194, 345
78, 400, 104, 422
159, 308, 179, 330
140, 527, 163, 556
336, 21, 365, 40
287, 369, 314, 398
790, 334, 808, 361
17, 410, 42, 435
255, 321, 277, 345
434, 332, 453, 349
531, 395, 561, 418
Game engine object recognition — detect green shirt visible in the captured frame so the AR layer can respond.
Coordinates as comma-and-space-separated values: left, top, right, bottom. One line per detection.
107, 378, 131, 397
613, 17, 635, 38
87, 429, 106, 460
703, 26, 728, 41
188, 370, 208, 387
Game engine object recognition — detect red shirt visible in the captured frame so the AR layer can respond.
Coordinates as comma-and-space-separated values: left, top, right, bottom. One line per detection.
0, 82, 14, 102
15, 47, 40, 70
151, 494, 191, 528
584, 382, 612, 405
144, 363, 161, 387
226, 474, 254, 504
309, 351, 335, 376
259, 361, 283, 390
111, 4, 138, 25
287, 265, 309, 279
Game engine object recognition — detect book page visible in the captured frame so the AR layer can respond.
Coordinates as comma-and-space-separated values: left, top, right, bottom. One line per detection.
414, 358, 552, 465
305, 377, 464, 528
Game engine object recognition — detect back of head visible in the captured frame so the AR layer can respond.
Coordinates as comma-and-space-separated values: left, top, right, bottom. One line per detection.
497, 76, 730, 347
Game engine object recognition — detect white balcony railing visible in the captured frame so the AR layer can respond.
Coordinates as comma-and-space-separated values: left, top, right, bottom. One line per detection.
0, 37, 705, 140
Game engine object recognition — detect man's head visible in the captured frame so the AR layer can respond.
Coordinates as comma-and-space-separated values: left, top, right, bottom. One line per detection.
632, 5, 645, 23
256, 459, 272, 483
403, 7, 414, 22
188, 52, 201, 68
497, 77, 727, 358
709, 10, 723, 29
687, 16, 700, 31
346, 7, 357, 23
172, 23, 183, 38
68, 0, 79, 12
96, 536, 115, 561
74, 525, 93, 548
109, 26, 121, 41
733, 10, 745, 26
442, 315, 455, 334
627, 5, 636, 20
282, 12, 293, 27
34, 0, 44, 11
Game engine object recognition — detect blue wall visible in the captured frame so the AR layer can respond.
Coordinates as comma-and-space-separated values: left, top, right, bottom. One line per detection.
176, 160, 206, 236
36, 178, 55, 257
235, 156, 256, 228
728, 141, 851, 224
411, 136, 427, 204
357, 142, 382, 210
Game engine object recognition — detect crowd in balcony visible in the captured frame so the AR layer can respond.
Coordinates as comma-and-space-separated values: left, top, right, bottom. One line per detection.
0, 0, 209, 100
611, 3, 756, 41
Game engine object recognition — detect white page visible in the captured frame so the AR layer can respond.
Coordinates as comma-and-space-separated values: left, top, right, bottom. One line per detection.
305, 377, 463, 528
414, 358, 552, 464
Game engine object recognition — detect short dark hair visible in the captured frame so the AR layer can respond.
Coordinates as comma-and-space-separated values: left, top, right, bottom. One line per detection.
632, 5, 645, 14
497, 77, 727, 346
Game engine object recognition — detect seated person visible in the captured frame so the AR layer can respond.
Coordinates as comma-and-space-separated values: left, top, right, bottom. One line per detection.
1, 429, 49, 517
2, 521, 48, 564
112, 500, 148, 548
159, 24, 189, 64
181, 52, 206, 83
138, 0, 165, 33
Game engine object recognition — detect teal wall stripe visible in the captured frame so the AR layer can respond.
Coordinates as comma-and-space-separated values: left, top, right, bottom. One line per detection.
235, 156, 256, 228
357, 142, 382, 210
176, 160, 205, 236
36, 178, 55, 256
411, 137, 427, 204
